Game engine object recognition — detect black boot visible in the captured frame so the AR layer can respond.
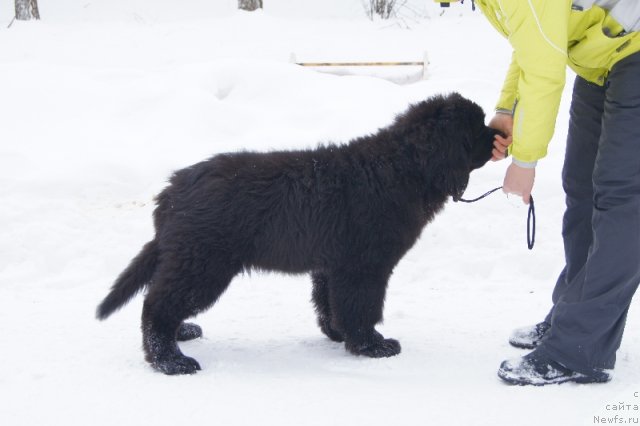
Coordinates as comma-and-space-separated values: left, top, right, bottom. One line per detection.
498, 348, 611, 386
508, 321, 550, 349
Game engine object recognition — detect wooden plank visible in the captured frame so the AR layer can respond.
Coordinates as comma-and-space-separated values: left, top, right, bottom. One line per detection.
295, 61, 424, 67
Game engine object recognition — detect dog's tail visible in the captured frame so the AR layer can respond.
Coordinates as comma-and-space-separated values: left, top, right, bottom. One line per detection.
96, 239, 159, 320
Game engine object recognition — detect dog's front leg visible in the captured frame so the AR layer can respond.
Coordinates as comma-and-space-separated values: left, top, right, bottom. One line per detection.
326, 267, 401, 358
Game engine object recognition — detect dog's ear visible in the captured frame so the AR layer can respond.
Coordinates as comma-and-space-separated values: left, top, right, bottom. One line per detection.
430, 97, 473, 200
436, 135, 471, 201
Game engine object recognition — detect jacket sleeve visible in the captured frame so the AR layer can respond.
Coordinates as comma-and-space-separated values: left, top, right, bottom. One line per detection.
496, 51, 519, 113
498, 0, 571, 163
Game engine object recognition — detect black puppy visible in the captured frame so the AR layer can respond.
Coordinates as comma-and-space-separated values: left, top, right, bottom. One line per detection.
97, 92, 498, 375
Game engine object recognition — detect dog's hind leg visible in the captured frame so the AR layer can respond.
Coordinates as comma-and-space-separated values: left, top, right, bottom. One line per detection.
327, 267, 401, 358
141, 254, 239, 375
311, 272, 344, 343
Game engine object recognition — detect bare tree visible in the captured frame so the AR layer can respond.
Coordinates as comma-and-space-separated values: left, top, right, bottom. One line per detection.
363, 0, 405, 19
15, 0, 40, 20
238, 0, 263, 11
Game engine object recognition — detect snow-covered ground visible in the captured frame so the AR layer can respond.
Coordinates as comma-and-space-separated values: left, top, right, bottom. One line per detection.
1, 1, 639, 425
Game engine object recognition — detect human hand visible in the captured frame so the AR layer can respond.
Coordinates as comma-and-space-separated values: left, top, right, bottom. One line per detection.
488, 113, 513, 161
502, 162, 535, 205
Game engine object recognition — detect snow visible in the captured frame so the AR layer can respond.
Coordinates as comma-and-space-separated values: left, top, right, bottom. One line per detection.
1, 1, 639, 425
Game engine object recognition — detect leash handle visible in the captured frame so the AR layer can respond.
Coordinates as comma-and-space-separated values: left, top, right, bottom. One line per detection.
456, 186, 536, 250
527, 195, 535, 250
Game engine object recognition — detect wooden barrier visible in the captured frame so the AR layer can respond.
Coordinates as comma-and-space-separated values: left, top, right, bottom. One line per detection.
290, 52, 429, 80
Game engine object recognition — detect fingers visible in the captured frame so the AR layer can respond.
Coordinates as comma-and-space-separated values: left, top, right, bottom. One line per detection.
495, 134, 511, 151
491, 134, 512, 161
502, 186, 530, 205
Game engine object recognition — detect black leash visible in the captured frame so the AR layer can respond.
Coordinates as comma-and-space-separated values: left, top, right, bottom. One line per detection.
455, 186, 536, 250
455, 186, 503, 203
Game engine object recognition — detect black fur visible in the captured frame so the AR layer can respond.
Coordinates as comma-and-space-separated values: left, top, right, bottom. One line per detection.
97, 92, 498, 375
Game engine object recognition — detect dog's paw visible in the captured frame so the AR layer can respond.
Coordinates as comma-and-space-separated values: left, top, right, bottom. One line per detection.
346, 337, 402, 358
176, 322, 203, 341
152, 355, 202, 375
318, 318, 344, 343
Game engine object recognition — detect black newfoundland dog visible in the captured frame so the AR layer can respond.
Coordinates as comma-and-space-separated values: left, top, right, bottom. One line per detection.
97, 92, 498, 375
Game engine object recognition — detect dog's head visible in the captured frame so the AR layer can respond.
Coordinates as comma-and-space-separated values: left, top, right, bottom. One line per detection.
392, 92, 500, 200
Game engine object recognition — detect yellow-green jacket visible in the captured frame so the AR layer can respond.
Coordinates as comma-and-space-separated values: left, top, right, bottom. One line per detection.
438, 0, 640, 164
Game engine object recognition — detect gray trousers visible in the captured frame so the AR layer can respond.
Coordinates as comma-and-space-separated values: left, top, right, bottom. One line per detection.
540, 51, 640, 376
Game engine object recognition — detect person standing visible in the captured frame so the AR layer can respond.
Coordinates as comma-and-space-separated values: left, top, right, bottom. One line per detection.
439, 0, 640, 385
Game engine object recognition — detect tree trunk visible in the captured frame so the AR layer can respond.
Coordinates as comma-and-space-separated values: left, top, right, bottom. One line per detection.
238, 0, 263, 12
366, 0, 398, 19
15, 0, 40, 20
